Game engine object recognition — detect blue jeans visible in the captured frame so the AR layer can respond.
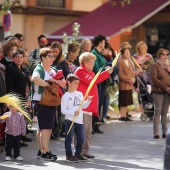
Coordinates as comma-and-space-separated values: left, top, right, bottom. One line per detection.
103, 95, 110, 119
65, 119, 84, 157
97, 82, 106, 117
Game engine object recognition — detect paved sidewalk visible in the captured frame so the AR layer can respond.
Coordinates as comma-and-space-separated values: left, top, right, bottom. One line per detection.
0, 118, 168, 170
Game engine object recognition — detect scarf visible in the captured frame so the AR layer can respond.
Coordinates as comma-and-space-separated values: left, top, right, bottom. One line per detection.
156, 59, 170, 72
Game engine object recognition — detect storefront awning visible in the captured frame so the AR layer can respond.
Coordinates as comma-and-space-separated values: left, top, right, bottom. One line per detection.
47, 0, 170, 40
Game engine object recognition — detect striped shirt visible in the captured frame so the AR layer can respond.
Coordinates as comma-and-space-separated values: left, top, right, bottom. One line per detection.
0, 111, 26, 136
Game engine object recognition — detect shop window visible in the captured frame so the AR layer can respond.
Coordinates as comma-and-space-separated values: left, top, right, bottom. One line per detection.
37, 0, 65, 8
145, 23, 170, 57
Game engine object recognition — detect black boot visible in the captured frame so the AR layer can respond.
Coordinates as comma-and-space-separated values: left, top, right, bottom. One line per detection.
94, 124, 103, 134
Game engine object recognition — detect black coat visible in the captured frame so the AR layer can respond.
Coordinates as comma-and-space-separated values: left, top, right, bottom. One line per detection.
0, 57, 12, 69
0, 67, 6, 97
5, 62, 27, 98
52, 59, 69, 78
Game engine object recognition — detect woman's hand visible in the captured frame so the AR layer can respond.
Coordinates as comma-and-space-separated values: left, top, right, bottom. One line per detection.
87, 95, 94, 101
166, 87, 170, 93
129, 78, 135, 85
106, 67, 114, 74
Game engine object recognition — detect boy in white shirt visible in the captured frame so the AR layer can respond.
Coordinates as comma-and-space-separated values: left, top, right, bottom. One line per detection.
61, 74, 92, 163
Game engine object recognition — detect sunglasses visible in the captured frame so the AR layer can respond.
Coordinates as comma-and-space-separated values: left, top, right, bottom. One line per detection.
161, 53, 168, 56
39, 39, 48, 44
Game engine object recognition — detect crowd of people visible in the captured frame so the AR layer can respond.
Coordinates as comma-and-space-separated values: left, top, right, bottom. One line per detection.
0, 33, 170, 163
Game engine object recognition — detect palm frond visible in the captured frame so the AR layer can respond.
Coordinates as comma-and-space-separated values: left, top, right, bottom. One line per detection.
0, 93, 32, 122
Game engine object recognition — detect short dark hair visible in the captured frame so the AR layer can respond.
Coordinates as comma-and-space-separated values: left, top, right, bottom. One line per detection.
92, 34, 106, 47
66, 74, 79, 83
14, 33, 24, 40
67, 43, 80, 56
12, 49, 25, 58
38, 34, 46, 42
39, 47, 54, 60
120, 48, 130, 55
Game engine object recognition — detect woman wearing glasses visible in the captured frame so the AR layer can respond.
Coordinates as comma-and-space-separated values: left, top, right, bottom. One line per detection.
31, 47, 66, 160
150, 48, 170, 139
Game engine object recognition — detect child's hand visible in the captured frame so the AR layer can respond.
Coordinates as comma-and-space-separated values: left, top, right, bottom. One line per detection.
22, 134, 26, 136
87, 96, 94, 101
0, 115, 9, 120
74, 110, 79, 116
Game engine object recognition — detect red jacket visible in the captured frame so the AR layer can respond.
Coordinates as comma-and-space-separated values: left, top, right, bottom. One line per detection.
74, 65, 110, 117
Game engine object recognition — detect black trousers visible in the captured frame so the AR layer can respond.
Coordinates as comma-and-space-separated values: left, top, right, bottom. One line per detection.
5, 133, 21, 158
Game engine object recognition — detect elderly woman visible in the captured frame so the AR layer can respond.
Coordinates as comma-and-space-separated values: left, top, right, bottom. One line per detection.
150, 48, 170, 139
32, 47, 66, 160
74, 52, 113, 158
118, 48, 136, 121
134, 41, 154, 84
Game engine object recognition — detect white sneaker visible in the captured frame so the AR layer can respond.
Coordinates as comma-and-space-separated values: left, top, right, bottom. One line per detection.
15, 156, 23, 161
5, 156, 12, 161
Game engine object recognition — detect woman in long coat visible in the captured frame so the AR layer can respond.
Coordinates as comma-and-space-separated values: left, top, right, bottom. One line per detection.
118, 48, 135, 121
74, 52, 113, 158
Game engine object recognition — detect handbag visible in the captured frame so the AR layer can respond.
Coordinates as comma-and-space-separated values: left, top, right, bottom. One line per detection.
39, 81, 61, 107
105, 62, 119, 87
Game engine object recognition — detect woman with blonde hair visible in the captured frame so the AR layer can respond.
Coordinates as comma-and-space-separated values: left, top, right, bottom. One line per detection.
133, 41, 154, 115
74, 52, 113, 158
134, 41, 154, 84
150, 48, 170, 139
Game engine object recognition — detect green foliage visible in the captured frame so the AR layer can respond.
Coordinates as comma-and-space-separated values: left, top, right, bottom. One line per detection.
62, 22, 81, 57
0, 0, 21, 14
109, 83, 140, 113
110, 0, 131, 7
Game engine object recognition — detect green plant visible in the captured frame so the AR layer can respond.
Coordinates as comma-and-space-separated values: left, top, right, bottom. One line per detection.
0, 0, 21, 14
110, 0, 131, 7
62, 22, 81, 57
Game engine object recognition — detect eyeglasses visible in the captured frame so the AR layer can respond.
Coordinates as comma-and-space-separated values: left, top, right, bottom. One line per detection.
161, 53, 168, 56
47, 55, 54, 59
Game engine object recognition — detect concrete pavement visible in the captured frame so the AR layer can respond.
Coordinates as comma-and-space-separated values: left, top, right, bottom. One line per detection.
0, 117, 168, 170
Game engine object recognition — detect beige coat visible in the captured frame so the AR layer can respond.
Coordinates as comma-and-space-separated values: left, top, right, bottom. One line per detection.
118, 58, 135, 90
